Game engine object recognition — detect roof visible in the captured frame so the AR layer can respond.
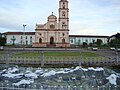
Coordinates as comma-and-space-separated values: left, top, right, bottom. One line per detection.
109, 33, 120, 38
48, 15, 57, 19
69, 35, 109, 38
48, 12, 57, 19
2, 32, 110, 38
3, 32, 35, 35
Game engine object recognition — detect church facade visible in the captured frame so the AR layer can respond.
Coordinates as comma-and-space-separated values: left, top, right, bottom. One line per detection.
32, 0, 70, 47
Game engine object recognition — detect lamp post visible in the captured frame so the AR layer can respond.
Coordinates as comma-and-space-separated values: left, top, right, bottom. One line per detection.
23, 24, 27, 49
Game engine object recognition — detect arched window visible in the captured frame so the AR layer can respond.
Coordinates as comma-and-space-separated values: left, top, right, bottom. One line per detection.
21, 36, 22, 39
21, 40, 22, 44
78, 39, 81, 45
50, 37, 54, 45
50, 24, 55, 29
70, 39, 73, 43
62, 39, 65, 44
62, 33, 65, 36
30, 40, 32, 45
62, 11, 65, 16
26, 40, 28, 45
92, 39, 95, 44
62, 2, 65, 8
39, 38, 42, 43
39, 33, 42, 36
85, 39, 88, 43
62, 22, 67, 29
62, 22, 65, 25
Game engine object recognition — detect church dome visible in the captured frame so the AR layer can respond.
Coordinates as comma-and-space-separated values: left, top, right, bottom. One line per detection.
48, 12, 57, 19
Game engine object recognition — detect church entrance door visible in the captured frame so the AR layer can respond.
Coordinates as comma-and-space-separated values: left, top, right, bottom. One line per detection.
50, 37, 54, 45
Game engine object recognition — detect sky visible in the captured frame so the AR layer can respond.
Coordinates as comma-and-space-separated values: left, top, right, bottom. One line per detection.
0, 0, 120, 36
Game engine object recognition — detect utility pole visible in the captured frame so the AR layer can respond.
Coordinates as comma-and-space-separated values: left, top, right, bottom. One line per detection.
23, 24, 27, 50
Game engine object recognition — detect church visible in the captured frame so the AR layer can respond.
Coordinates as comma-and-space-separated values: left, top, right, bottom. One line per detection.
32, 0, 70, 47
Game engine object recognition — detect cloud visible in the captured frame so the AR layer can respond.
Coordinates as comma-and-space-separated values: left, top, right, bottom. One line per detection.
0, 0, 59, 33
0, 0, 120, 36
69, 0, 120, 35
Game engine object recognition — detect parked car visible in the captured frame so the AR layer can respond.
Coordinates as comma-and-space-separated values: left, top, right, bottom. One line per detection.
0, 46, 4, 51
117, 48, 120, 52
110, 47, 115, 51
92, 48, 98, 51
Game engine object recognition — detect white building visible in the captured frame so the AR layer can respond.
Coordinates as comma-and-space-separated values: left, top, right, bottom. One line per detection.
69, 35, 108, 46
4, 32, 35, 45
3, 32, 109, 46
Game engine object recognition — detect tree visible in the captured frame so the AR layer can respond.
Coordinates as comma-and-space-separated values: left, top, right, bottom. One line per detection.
11, 38, 16, 45
83, 42, 87, 48
89, 43, 93, 46
0, 37, 6, 46
110, 39, 120, 48
96, 39, 102, 46
109, 33, 120, 48
115, 33, 120, 39
0, 33, 2, 37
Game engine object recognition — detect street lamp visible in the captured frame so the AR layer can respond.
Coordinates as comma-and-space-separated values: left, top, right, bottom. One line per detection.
23, 24, 27, 48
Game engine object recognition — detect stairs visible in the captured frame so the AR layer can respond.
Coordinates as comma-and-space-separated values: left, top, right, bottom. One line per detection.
47, 44, 56, 47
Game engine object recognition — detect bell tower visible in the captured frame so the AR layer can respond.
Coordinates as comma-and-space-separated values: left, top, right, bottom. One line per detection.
59, 0, 69, 30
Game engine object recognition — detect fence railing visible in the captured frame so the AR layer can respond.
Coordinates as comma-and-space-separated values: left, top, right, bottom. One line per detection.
0, 56, 119, 66
0, 85, 119, 90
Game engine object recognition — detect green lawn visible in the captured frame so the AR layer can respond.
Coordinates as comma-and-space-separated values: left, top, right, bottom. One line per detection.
11, 51, 108, 61
13, 52, 41, 57
45, 52, 80, 56
79, 52, 101, 57
13, 52, 101, 57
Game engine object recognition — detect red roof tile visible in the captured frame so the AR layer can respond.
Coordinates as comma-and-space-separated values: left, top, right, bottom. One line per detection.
4, 32, 35, 35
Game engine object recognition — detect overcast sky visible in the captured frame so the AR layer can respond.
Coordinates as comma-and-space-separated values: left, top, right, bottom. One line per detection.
0, 0, 120, 36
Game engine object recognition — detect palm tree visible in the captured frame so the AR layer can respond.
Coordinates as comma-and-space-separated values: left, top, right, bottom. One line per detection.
11, 37, 16, 45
